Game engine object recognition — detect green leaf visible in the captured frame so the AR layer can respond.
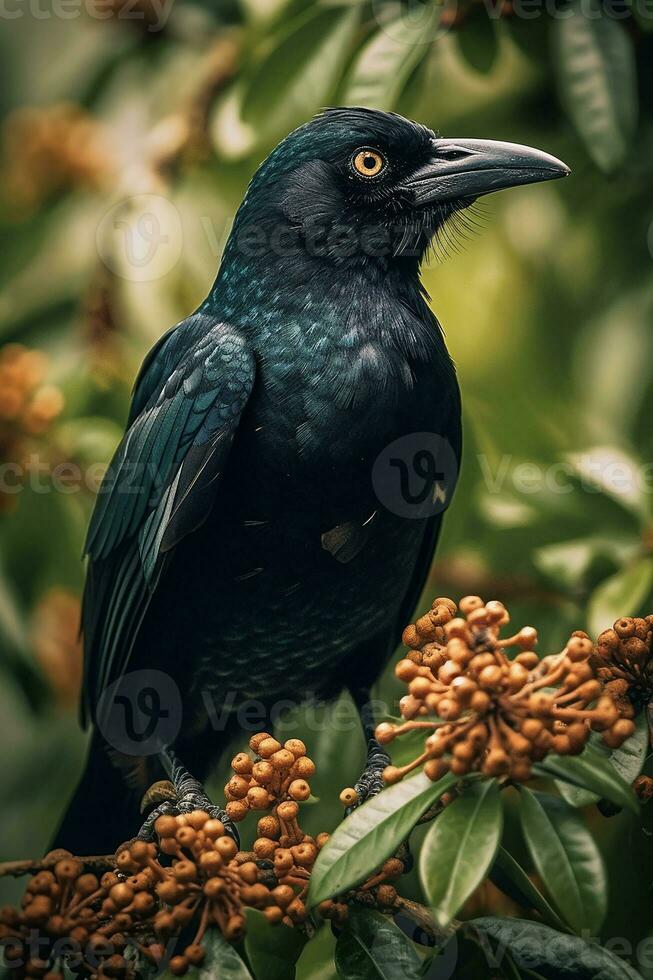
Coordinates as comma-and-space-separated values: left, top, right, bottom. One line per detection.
554, 779, 599, 810
490, 847, 567, 933
158, 928, 253, 979
199, 933, 253, 979
534, 750, 638, 814
605, 711, 649, 781
419, 779, 502, 927
342, 14, 434, 110
533, 535, 639, 591
455, 8, 499, 75
245, 910, 306, 980
551, 0, 638, 173
518, 788, 606, 933
587, 557, 653, 637
241, 6, 359, 130
565, 446, 649, 521
555, 717, 649, 808
334, 908, 422, 980
470, 917, 644, 980
294, 923, 337, 980
308, 771, 456, 908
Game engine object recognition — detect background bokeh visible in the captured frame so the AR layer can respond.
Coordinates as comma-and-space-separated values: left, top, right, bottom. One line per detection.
1, 0, 652, 973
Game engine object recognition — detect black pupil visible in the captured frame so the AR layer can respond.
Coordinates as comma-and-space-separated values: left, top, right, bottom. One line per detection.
363, 155, 377, 170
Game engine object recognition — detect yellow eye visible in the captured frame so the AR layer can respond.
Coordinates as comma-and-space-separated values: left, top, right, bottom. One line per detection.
352, 148, 386, 178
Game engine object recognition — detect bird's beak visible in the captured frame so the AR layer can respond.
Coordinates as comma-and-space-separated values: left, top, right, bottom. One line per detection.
402, 137, 570, 205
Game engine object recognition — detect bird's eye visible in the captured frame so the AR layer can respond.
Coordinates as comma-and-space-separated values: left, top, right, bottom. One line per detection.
351, 148, 386, 179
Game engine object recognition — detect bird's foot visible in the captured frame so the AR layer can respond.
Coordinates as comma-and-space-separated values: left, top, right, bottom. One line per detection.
342, 738, 391, 816
137, 751, 239, 846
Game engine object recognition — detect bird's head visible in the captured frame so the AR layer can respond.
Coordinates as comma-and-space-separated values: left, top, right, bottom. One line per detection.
230, 107, 569, 271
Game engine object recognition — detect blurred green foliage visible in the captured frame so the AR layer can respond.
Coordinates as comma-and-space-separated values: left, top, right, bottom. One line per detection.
0, 0, 652, 975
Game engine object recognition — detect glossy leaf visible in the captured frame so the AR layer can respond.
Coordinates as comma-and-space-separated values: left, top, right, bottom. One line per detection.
519, 788, 606, 933
471, 917, 644, 979
611, 713, 650, 780
294, 924, 337, 980
343, 16, 433, 110
419, 779, 502, 927
554, 779, 599, 810
534, 748, 639, 813
533, 534, 639, 591
245, 910, 306, 980
490, 846, 567, 933
308, 771, 456, 908
565, 446, 648, 520
334, 908, 422, 980
159, 929, 253, 979
241, 6, 358, 130
455, 8, 499, 75
556, 717, 649, 808
552, 0, 638, 173
587, 557, 653, 637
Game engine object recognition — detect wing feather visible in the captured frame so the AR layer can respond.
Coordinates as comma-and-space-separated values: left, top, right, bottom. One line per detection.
81, 314, 255, 723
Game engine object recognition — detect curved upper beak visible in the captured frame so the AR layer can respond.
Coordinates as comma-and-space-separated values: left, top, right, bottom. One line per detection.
402, 137, 570, 205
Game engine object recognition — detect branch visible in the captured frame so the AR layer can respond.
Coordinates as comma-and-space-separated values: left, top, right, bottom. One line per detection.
0, 853, 114, 878
394, 896, 461, 946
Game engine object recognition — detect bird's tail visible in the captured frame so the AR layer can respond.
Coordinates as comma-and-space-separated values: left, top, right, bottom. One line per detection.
51, 732, 141, 856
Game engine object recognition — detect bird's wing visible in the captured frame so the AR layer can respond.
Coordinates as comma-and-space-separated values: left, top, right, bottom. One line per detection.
81, 313, 256, 723
394, 388, 462, 646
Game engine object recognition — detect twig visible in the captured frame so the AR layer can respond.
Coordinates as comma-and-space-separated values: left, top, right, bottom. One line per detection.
0, 854, 114, 878
418, 786, 460, 825
395, 896, 460, 945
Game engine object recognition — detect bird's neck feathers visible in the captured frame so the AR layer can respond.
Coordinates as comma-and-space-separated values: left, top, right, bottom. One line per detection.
207, 188, 446, 351
200, 165, 453, 372
207, 217, 445, 361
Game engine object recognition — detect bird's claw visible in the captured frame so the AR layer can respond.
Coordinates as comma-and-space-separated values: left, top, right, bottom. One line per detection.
345, 739, 391, 816
137, 751, 239, 846
137, 790, 240, 845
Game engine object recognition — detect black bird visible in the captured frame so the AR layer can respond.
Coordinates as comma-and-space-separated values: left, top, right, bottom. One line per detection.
54, 108, 568, 854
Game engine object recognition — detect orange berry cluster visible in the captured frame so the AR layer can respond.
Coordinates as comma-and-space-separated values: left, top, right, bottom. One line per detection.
378, 596, 635, 785
31, 589, 83, 708
0, 343, 65, 512
3, 104, 110, 212
0, 344, 63, 436
224, 733, 316, 822
223, 733, 330, 927
0, 735, 332, 977
0, 850, 133, 980
592, 616, 653, 718
138, 811, 246, 975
